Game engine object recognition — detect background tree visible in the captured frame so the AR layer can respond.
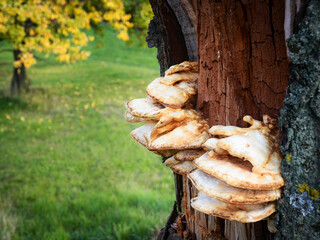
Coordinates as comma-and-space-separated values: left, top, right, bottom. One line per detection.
0, 0, 133, 95
123, 0, 154, 45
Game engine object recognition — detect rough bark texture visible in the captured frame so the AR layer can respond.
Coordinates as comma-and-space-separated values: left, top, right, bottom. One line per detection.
197, 0, 289, 127
147, 0, 190, 76
11, 50, 28, 96
276, 1, 320, 239
194, 0, 288, 238
148, 0, 290, 239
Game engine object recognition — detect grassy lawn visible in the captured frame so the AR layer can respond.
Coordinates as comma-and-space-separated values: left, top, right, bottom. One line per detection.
0, 28, 175, 240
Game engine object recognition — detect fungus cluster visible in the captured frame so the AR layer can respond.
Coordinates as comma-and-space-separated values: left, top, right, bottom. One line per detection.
125, 61, 284, 225
125, 61, 210, 163
190, 115, 284, 223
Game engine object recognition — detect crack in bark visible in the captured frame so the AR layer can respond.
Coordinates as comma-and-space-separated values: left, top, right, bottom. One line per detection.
269, 0, 278, 61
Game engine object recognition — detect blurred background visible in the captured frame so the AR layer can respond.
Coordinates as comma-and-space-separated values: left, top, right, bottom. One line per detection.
0, 1, 174, 239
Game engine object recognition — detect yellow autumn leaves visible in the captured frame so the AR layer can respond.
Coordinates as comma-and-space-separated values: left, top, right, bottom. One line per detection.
0, 0, 134, 68
83, 102, 95, 110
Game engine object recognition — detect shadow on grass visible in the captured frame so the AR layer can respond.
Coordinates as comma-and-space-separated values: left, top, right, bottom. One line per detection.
0, 87, 48, 112
0, 97, 28, 112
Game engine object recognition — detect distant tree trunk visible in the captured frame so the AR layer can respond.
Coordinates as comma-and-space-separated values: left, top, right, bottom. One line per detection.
148, 0, 318, 239
11, 49, 28, 96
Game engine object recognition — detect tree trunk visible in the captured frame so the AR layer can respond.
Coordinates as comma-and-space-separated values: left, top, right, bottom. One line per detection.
276, 1, 320, 239
11, 50, 28, 96
197, 0, 288, 126
147, 0, 190, 76
193, 0, 288, 239
146, 0, 309, 239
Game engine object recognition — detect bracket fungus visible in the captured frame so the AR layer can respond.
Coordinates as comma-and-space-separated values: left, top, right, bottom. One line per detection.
130, 122, 155, 148
146, 77, 197, 109
149, 110, 209, 150
146, 63, 198, 109
194, 151, 284, 191
174, 149, 206, 161
189, 169, 281, 204
125, 110, 156, 123
126, 61, 207, 157
163, 150, 205, 175
189, 115, 284, 223
202, 138, 229, 155
191, 192, 276, 223
164, 61, 199, 76
129, 122, 177, 157
164, 155, 197, 175
125, 61, 284, 226
159, 72, 198, 85
126, 97, 164, 120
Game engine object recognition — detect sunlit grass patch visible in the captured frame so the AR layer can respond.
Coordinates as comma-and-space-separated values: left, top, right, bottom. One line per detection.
0, 28, 174, 240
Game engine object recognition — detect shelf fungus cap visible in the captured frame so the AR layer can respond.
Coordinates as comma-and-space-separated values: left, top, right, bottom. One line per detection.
209, 115, 277, 138
174, 81, 197, 95
164, 155, 180, 167
217, 130, 273, 172
164, 156, 196, 175
149, 110, 210, 150
191, 192, 276, 223
194, 152, 284, 190
202, 138, 229, 155
174, 149, 206, 161
152, 149, 178, 157
149, 120, 210, 150
126, 98, 165, 120
125, 110, 157, 123
160, 72, 198, 86
165, 61, 199, 76
130, 123, 155, 148
146, 77, 197, 108
130, 123, 176, 157
209, 115, 279, 172
188, 169, 281, 204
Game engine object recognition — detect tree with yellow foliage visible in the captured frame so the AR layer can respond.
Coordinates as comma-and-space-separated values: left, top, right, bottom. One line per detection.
123, 0, 154, 45
0, 0, 135, 95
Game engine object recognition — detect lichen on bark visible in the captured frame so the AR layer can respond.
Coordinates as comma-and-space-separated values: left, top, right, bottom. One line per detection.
276, 0, 320, 239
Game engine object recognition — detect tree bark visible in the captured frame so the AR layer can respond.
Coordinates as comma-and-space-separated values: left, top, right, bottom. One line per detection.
197, 0, 288, 126
148, 0, 290, 239
11, 49, 28, 96
192, 1, 289, 239
147, 0, 190, 76
276, 1, 320, 239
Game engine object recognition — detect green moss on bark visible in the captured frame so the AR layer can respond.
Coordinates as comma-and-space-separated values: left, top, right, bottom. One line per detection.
276, 0, 320, 239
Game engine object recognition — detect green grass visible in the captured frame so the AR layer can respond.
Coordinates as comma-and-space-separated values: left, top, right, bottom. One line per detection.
0, 28, 175, 240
